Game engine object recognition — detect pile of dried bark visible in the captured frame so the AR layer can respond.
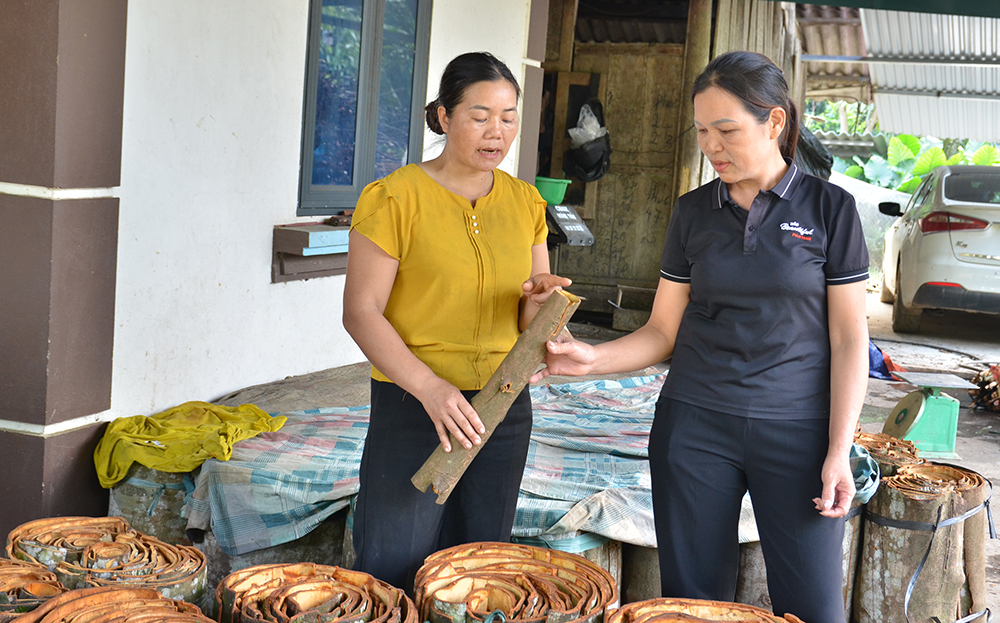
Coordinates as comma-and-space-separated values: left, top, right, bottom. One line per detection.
215, 563, 416, 623
6, 516, 207, 610
414, 542, 618, 623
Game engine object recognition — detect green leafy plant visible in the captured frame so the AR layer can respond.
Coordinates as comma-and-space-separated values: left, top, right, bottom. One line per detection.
833, 133, 1000, 193
803, 99, 876, 134
806, 99, 1000, 194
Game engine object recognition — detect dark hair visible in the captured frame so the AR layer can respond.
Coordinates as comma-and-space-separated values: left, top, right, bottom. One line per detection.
691, 51, 799, 159
424, 52, 521, 135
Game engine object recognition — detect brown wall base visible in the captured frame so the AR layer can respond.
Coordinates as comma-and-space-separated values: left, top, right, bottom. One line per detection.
0, 195, 119, 427
0, 425, 109, 540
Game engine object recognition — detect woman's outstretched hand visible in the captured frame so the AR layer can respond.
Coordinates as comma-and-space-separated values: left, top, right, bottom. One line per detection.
522, 273, 572, 306
415, 377, 485, 453
519, 273, 573, 331
530, 337, 597, 383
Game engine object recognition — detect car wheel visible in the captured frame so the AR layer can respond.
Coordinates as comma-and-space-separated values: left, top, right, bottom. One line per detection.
892, 265, 922, 333
880, 274, 894, 303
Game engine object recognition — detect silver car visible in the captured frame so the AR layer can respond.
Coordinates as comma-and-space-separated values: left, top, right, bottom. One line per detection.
879, 165, 1000, 333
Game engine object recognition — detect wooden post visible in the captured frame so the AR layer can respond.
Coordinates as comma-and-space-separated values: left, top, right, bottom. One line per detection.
544, 0, 580, 73
674, 0, 713, 201
412, 290, 581, 504
550, 71, 593, 182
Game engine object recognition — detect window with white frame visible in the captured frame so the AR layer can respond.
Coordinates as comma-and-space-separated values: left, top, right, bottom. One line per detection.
298, 0, 431, 214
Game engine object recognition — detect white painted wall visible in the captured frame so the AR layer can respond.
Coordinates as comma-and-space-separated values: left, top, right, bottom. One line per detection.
115, 1, 359, 415
110, 0, 536, 418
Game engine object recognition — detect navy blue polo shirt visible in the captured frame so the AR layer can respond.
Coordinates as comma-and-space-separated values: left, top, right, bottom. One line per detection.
660, 163, 869, 419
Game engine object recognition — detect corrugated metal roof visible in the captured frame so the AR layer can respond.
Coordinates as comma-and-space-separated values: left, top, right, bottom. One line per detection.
576, 17, 686, 44
574, 0, 688, 44
813, 130, 879, 159
799, 6, 1000, 142
862, 9, 1000, 141
797, 4, 870, 101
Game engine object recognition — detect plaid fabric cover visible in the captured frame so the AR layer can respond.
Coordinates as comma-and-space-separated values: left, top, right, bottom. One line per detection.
187, 374, 760, 556
184, 406, 370, 555
513, 375, 661, 548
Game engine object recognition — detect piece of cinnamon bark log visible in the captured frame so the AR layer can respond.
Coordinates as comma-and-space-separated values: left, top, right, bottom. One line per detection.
411, 289, 581, 504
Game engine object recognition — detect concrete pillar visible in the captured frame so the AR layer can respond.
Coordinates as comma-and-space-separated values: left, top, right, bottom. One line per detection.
0, 0, 126, 538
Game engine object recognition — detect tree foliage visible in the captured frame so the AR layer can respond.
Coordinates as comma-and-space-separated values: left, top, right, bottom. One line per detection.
311, 0, 419, 185
805, 99, 1000, 194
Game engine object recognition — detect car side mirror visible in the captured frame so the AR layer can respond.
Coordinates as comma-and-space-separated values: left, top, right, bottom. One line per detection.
878, 202, 903, 217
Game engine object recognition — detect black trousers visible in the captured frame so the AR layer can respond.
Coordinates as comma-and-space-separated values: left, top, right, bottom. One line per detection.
650, 397, 845, 623
352, 379, 532, 594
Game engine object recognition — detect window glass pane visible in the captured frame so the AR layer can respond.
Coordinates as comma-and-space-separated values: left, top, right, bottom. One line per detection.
945, 173, 1000, 203
312, 0, 364, 186
374, 0, 418, 179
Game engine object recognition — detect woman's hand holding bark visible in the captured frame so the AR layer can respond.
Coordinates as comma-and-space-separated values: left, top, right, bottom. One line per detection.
414, 376, 485, 453
530, 337, 597, 382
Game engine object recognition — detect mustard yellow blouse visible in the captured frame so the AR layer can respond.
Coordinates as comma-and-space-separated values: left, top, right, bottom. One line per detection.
351, 164, 548, 390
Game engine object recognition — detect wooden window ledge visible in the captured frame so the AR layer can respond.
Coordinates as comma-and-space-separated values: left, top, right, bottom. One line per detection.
271, 224, 349, 283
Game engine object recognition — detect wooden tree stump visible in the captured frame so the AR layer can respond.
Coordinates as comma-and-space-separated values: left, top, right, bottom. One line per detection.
853, 464, 984, 623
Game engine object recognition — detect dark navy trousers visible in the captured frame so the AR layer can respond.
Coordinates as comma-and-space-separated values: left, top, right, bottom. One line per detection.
650, 397, 846, 623
352, 379, 532, 594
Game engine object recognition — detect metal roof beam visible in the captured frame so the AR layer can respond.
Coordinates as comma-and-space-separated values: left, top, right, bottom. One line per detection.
803, 54, 1000, 67
806, 74, 870, 84
791, 1, 1000, 20
797, 17, 861, 26
875, 88, 1000, 101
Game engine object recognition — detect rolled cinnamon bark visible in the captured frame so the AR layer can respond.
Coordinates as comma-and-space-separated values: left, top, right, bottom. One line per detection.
853, 432, 923, 477
413, 542, 618, 623
11, 586, 214, 623
7, 516, 132, 571
605, 597, 805, 623
0, 557, 67, 619
215, 562, 417, 623
7, 516, 206, 607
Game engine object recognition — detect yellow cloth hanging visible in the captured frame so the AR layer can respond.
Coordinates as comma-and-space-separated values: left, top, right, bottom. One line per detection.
94, 401, 286, 488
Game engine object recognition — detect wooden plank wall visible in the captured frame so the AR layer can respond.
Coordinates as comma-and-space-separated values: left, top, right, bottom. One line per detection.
703, 0, 802, 186
714, 0, 799, 92
546, 0, 801, 303
554, 43, 685, 303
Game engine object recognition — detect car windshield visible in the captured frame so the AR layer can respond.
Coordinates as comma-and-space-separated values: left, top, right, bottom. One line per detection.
944, 173, 1000, 203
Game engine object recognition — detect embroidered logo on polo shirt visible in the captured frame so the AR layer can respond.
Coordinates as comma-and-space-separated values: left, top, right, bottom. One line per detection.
780, 221, 814, 241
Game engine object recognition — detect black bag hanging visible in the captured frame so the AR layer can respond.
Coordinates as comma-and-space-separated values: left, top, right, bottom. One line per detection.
563, 97, 612, 182
795, 123, 834, 180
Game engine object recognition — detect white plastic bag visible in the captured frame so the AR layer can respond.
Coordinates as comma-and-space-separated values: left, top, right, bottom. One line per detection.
568, 104, 607, 149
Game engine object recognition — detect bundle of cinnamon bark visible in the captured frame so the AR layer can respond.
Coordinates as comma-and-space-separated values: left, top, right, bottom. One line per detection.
413, 542, 618, 623
6, 516, 207, 608
853, 462, 992, 623
5, 586, 214, 623
215, 563, 417, 623
606, 598, 806, 623
969, 364, 1000, 412
0, 557, 67, 620
853, 431, 923, 477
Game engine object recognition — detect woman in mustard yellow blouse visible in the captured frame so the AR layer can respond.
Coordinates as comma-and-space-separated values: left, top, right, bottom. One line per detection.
342, 52, 569, 593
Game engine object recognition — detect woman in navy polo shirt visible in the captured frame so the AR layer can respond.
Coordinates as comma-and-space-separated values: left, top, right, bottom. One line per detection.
533, 51, 869, 623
